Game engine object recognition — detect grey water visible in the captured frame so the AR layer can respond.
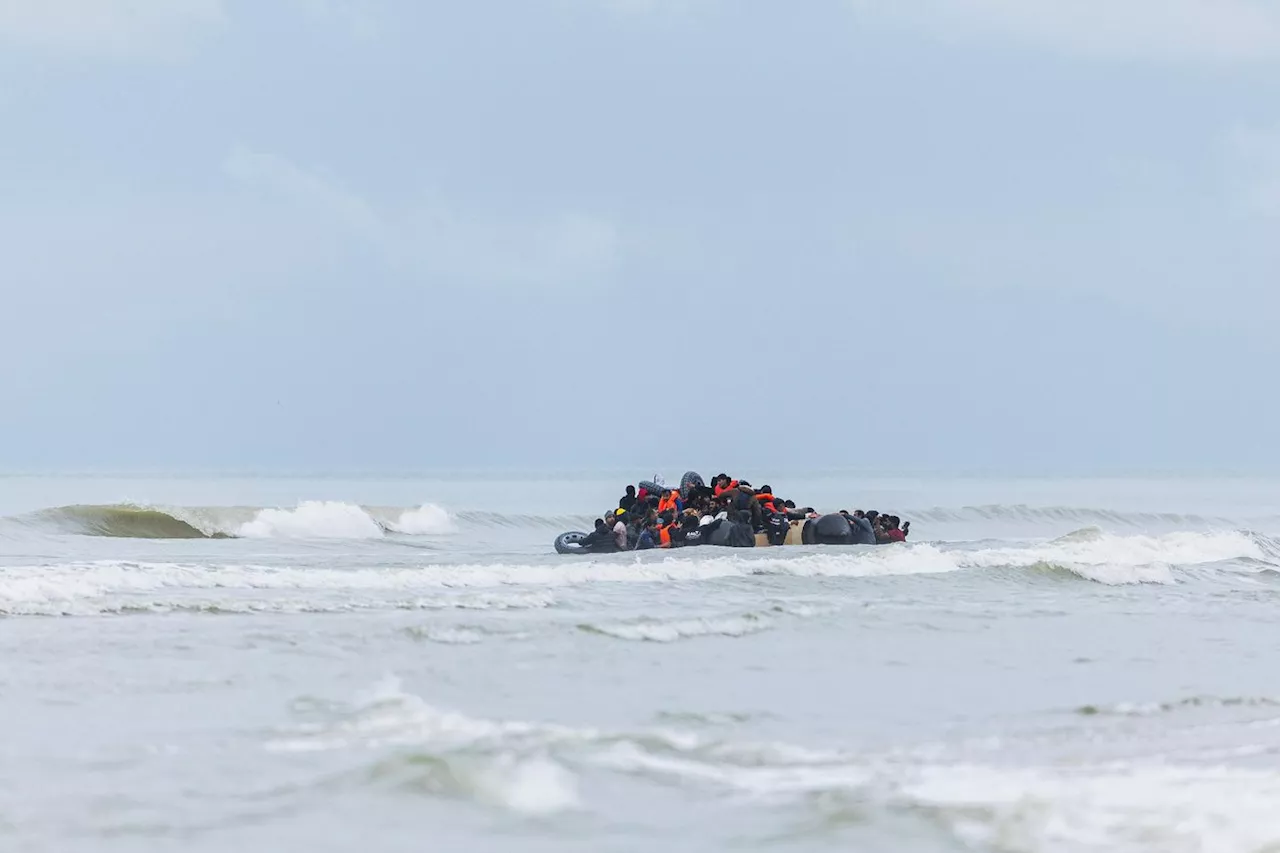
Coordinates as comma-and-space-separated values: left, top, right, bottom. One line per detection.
4, 473, 1280, 853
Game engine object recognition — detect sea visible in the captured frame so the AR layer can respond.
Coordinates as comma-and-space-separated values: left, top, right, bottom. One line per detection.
3, 472, 1280, 853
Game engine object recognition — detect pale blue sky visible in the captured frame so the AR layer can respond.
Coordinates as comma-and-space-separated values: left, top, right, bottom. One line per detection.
2, 1, 1278, 474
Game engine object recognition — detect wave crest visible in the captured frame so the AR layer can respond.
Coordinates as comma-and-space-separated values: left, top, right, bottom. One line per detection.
9, 502, 458, 540
267, 679, 1280, 848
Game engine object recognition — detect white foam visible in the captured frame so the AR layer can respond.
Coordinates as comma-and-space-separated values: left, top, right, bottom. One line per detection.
583, 614, 773, 643
261, 679, 1280, 844
291, 678, 581, 815
0, 562, 563, 616
413, 627, 487, 645
468, 754, 580, 815
0, 529, 1265, 618
900, 763, 1280, 853
960, 530, 1260, 572
238, 501, 384, 539
387, 504, 457, 535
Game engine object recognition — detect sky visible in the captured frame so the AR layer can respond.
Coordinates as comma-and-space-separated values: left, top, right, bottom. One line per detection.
1, 0, 1278, 475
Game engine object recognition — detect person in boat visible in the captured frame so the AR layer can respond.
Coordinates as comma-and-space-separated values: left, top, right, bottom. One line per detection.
842, 510, 877, 543
781, 499, 816, 520
712, 474, 739, 497
718, 481, 764, 531
581, 518, 619, 552
619, 486, 637, 512
657, 488, 683, 515
635, 521, 657, 550
765, 501, 791, 545
878, 515, 908, 543
612, 509, 629, 549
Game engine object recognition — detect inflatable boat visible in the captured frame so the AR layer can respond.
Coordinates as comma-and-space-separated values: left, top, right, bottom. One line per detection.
553, 512, 877, 555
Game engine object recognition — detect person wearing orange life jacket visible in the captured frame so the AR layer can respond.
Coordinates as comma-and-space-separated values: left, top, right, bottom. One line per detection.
657, 488, 683, 515
754, 485, 778, 514
657, 510, 694, 548
712, 474, 739, 497
658, 515, 676, 547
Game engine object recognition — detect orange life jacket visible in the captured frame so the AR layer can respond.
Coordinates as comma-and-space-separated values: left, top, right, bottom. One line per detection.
658, 493, 679, 514
714, 480, 739, 496
659, 524, 673, 547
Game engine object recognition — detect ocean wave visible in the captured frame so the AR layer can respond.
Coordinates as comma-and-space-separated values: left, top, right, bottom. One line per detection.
578, 601, 840, 643
366, 752, 580, 815
906, 503, 1239, 530
266, 678, 1280, 847
951, 528, 1265, 586
8, 501, 459, 540
401, 624, 533, 645
0, 562, 561, 616
579, 613, 774, 643
895, 763, 1280, 853
1076, 695, 1280, 717
1, 529, 1273, 616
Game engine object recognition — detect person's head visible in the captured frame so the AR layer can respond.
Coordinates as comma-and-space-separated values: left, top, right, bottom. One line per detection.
594, 518, 606, 531
784, 499, 796, 509
615, 508, 627, 523
853, 510, 865, 519
625, 485, 636, 497
637, 487, 648, 500
661, 489, 672, 500
760, 485, 772, 495
866, 511, 880, 524
888, 515, 900, 529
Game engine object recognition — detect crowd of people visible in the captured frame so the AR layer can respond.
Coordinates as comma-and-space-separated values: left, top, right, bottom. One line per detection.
577, 473, 910, 551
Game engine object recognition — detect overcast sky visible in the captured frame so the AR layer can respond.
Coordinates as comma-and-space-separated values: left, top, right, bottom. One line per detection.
2, 0, 1278, 475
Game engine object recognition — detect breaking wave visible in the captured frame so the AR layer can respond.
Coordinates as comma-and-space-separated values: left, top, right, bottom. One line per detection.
1, 529, 1274, 616
0, 561, 563, 616
578, 602, 839, 643
579, 613, 774, 643
10, 501, 459, 540
265, 678, 1280, 847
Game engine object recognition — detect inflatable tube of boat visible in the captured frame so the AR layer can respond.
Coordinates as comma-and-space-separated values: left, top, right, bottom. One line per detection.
849, 516, 877, 546
638, 480, 663, 496
554, 531, 592, 555
679, 471, 705, 500
810, 514, 860, 546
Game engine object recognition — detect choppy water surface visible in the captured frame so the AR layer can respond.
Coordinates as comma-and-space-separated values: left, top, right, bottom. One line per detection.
4, 473, 1280, 852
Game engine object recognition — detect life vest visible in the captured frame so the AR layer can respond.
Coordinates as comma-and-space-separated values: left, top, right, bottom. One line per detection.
657, 493, 680, 514
659, 524, 674, 547
714, 479, 739, 496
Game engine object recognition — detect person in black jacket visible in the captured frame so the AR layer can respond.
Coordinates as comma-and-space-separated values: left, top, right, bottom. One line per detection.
618, 485, 637, 512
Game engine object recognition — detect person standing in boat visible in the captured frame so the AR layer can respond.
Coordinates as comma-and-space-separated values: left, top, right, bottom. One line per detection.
619, 485, 637, 512
612, 509, 629, 549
